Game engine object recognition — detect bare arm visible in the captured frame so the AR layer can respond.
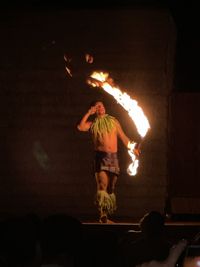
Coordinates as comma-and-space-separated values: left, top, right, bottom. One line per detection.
77, 106, 96, 132
116, 119, 141, 156
115, 119, 131, 148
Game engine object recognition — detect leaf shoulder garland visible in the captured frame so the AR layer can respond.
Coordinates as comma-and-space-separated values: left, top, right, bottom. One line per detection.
90, 114, 116, 140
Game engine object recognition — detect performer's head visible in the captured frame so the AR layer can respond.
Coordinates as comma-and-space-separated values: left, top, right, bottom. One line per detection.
89, 100, 106, 117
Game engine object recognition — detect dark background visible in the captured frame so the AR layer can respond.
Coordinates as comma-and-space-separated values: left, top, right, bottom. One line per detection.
1, 0, 200, 93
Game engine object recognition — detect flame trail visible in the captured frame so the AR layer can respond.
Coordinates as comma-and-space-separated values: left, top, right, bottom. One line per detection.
87, 71, 150, 176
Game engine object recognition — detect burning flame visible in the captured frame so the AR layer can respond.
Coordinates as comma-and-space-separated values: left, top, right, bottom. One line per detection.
87, 71, 150, 176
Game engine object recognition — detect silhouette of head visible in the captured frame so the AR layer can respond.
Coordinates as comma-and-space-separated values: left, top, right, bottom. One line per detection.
139, 211, 165, 237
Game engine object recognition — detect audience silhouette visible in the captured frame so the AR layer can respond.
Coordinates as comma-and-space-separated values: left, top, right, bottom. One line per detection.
117, 211, 173, 267
0, 213, 41, 267
0, 211, 198, 267
40, 213, 83, 267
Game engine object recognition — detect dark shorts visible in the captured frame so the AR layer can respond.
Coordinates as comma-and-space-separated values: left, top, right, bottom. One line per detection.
94, 151, 120, 176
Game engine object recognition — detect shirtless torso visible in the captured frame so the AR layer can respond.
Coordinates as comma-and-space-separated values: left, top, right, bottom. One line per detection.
92, 123, 118, 153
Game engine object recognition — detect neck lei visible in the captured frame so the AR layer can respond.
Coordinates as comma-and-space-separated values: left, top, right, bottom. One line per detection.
90, 114, 115, 139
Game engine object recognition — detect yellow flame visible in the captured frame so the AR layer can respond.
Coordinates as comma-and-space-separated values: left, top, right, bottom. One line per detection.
88, 71, 150, 176
127, 141, 139, 176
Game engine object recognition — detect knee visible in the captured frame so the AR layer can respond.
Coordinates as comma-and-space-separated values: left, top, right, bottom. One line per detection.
98, 182, 107, 191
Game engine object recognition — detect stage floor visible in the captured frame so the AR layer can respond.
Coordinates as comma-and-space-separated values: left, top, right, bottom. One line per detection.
81, 218, 200, 244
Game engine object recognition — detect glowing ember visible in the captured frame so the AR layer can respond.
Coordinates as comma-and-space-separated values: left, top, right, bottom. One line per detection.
65, 66, 72, 77
64, 54, 73, 77
87, 71, 150, 176
85, 53, 94, 63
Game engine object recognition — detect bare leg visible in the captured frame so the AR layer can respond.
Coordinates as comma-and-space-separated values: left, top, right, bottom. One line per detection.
95, 170, 108, 191
107, 174, 117, 194
95, 171, 117, 223
95, 171, 109, 222
107, 174, 117, 215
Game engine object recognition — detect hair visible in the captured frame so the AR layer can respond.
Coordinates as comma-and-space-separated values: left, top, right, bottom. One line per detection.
89, 99, 104, 108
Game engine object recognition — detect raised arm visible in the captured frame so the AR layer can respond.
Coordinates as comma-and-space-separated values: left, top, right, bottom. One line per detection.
77, 106, 96, 132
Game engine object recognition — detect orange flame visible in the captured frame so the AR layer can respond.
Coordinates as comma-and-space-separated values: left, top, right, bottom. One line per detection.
87, 71, 150, 176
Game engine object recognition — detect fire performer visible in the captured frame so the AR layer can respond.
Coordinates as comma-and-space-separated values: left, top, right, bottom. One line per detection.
77, 100, 140, 223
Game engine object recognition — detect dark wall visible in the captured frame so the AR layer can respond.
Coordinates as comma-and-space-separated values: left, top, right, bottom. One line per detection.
168, 93, 200, 215
0, 8, 176, 220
